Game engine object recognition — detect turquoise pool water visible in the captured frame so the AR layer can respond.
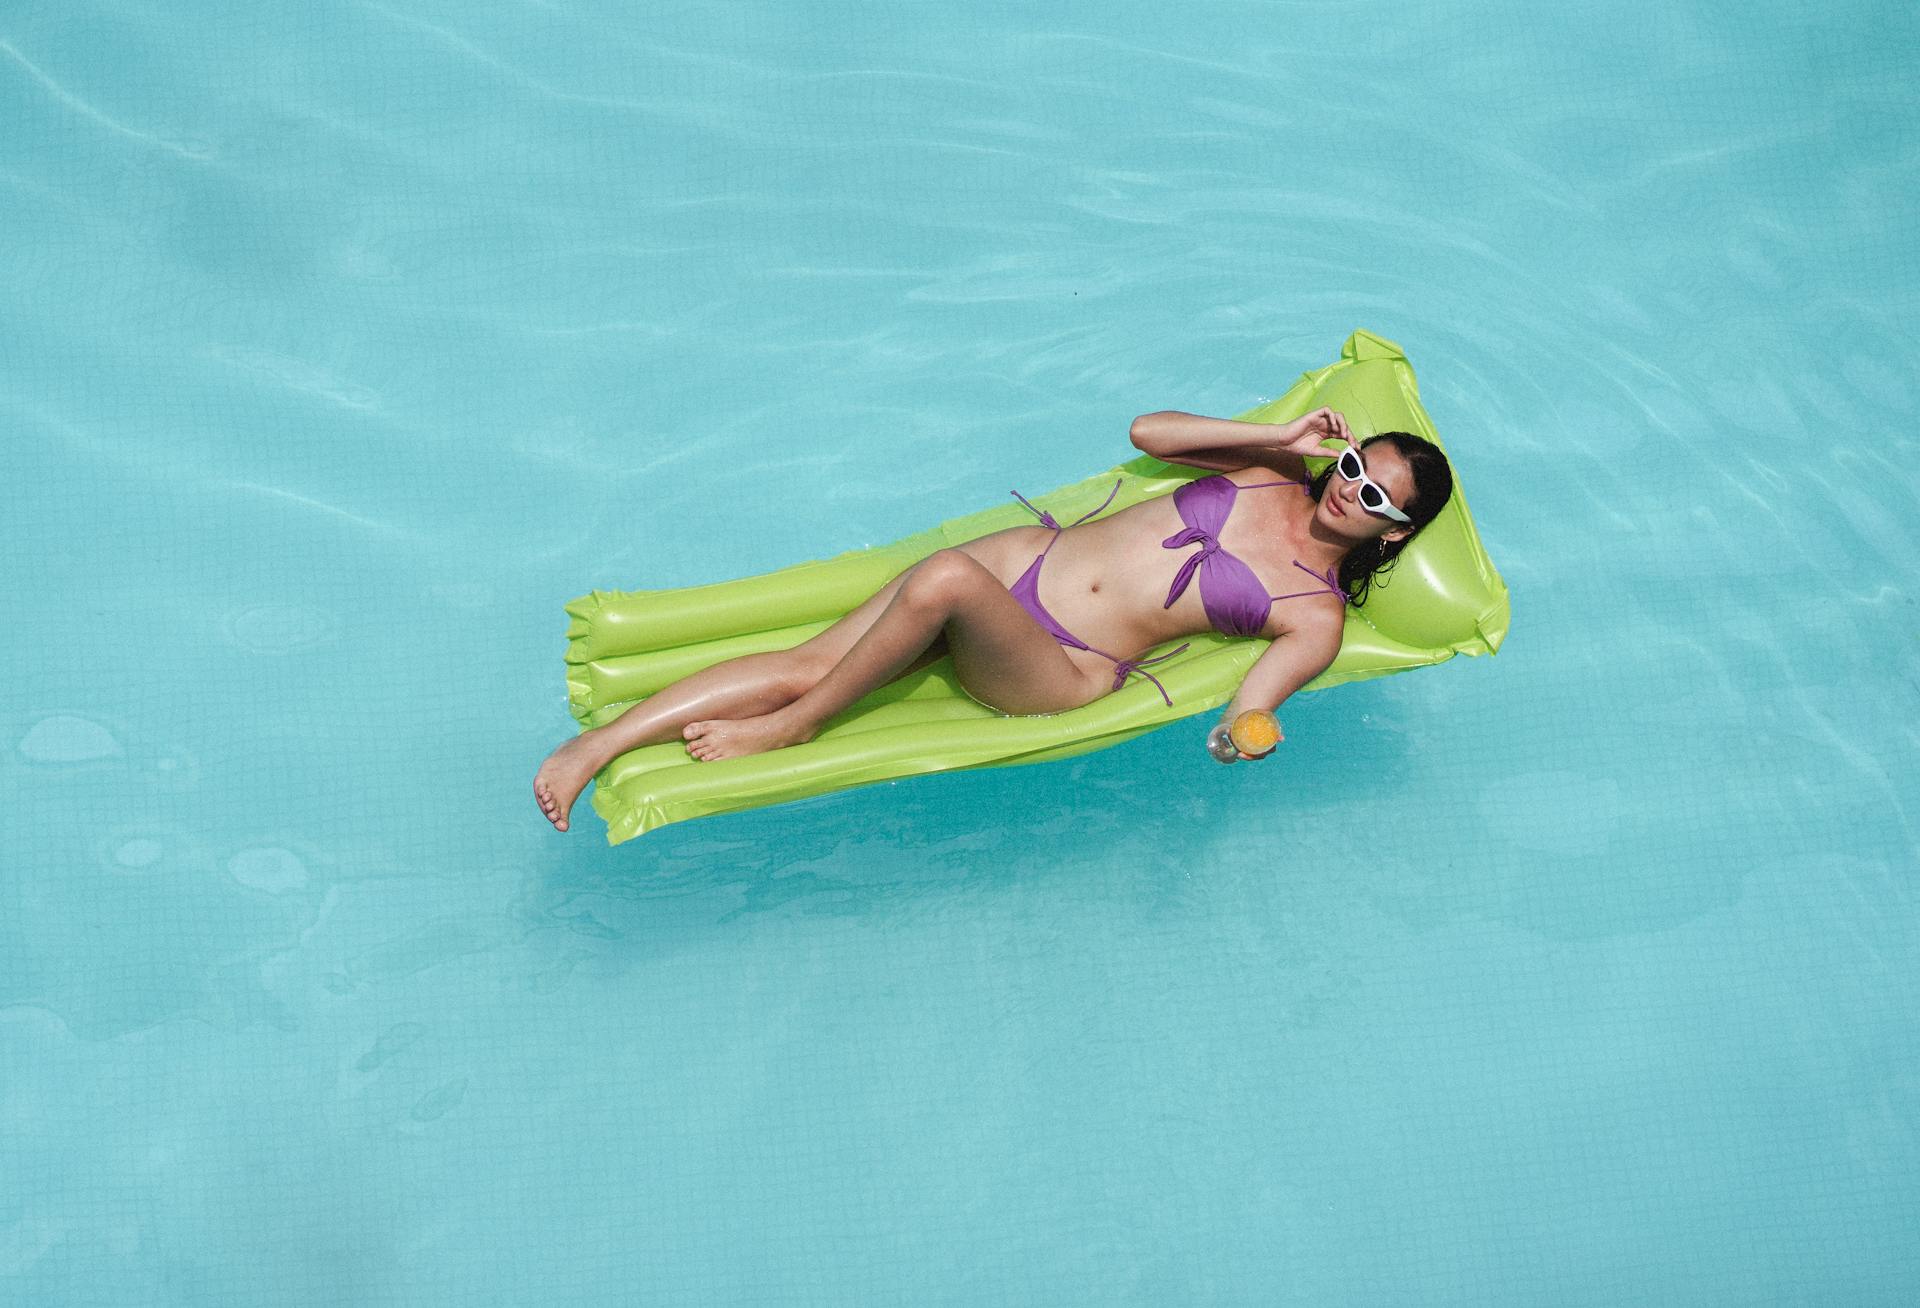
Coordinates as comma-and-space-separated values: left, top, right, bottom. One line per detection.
5, 1, 1916, 1302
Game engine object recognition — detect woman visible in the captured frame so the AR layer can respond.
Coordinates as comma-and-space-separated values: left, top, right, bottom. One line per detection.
536, 407, 1454, 831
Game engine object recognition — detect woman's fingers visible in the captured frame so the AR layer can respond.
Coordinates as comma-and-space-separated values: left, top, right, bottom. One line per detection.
1323, 410, 1351, 447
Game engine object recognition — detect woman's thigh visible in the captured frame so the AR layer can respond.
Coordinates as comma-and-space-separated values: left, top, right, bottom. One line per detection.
786, 525, 1046, 676
918, 548, 1109, 715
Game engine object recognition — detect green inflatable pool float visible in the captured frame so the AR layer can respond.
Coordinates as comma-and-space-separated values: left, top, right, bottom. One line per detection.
563, 329, 1509, 843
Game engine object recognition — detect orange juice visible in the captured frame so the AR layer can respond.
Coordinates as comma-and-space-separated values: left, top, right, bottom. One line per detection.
1228, 710, 1281, 758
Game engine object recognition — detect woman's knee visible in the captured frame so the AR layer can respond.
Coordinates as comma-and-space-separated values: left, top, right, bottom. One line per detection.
900, 549, 982, 611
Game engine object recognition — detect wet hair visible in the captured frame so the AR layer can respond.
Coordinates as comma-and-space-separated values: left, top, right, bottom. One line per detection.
1307, 431, 1454, 607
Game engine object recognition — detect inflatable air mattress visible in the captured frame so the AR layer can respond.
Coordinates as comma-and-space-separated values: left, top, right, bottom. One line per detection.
563, 329, 1508, 843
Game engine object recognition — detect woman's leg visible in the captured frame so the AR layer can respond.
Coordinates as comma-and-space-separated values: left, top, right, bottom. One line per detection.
535, 566, 938, 830
684, 548, 1105, 761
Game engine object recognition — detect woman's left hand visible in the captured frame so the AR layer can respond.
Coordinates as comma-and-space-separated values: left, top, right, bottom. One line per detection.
1276, 407, 1353, 458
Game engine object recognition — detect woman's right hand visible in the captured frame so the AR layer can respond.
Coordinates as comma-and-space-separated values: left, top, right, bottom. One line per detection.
1276, 407, 1353, 458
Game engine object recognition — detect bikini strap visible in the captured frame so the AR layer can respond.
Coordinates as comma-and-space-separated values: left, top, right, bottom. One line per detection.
1239, 476, 1315, 492
1268, 560, 1351, 604
1009, 477, 1124, 532
1067, 478, 1124, 527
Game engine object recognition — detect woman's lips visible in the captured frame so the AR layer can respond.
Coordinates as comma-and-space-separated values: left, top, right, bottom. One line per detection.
1328, 497, 1345, 517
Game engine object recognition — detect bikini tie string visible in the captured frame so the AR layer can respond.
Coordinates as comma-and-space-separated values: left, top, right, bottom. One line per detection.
1009, 478, 1124, 533
1009, 488, 1060, 529
1291, 560, 1351, 602
1111, 642, 1190, 708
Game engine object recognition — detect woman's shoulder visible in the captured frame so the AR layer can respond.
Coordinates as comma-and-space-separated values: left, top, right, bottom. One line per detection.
1215, 459, 1311, 489
1263, 585, 1346, 637
1222, 446, 1314, 482
1215, 466, 1313, 501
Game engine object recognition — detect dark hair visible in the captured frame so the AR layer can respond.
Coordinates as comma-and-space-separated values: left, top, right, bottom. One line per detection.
1308, 431, 1454, 608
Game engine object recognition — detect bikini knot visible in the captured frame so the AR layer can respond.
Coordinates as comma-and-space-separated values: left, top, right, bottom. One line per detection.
1111, 642, 1190, 708
1289, 559, 1351, 602
1160, 527, 1218, 609
1008, 488, 1061, 530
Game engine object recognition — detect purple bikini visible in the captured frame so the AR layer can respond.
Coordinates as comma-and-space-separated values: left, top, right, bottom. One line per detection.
1006, 474, 1350, 707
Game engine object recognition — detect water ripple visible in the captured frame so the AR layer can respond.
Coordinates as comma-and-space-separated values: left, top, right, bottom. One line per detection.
0, 39, 213, 160
358, 1, 706, 123
224, 480, 423, 541
203, 345, 380, 410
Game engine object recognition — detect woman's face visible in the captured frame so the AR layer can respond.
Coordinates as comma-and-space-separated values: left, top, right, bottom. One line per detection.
1318, 441, 1416, 543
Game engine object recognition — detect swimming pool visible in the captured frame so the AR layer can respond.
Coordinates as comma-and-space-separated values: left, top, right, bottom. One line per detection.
4, 1, 1915, 1303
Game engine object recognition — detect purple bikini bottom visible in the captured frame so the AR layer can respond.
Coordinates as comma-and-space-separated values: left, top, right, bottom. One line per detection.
1005, 524, 1187, 709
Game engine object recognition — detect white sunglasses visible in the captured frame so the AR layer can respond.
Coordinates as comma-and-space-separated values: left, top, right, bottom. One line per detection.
1334, 440, 1411, 523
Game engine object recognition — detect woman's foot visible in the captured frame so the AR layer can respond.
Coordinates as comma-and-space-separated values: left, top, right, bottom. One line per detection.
533, 731, 604, 832
683, 709, 816, 761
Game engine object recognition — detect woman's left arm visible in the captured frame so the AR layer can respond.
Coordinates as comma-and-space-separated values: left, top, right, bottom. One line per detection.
1217, 611, 1345, 753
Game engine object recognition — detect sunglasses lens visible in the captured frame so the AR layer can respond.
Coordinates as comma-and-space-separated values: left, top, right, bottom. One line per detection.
1338, 447, 1362, 478
1359, 484, 1383, 510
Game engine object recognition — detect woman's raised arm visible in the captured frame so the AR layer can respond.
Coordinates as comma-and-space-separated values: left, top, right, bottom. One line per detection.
1130, 410, 1314, 480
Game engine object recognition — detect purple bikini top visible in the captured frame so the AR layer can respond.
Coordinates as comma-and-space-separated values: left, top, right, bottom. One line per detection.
1162, 475, 1350, 638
